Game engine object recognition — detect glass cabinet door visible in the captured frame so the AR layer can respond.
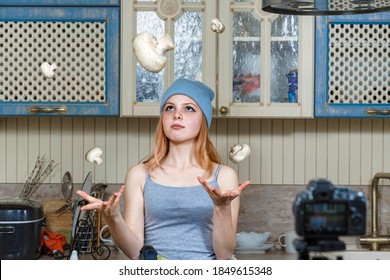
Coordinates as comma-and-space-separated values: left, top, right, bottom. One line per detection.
121, 0, 314, 118
218, 0, 314, 117
121, 0, 217, 116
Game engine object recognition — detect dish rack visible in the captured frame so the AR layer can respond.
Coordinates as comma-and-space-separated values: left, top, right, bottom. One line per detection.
72, 184, 109, 258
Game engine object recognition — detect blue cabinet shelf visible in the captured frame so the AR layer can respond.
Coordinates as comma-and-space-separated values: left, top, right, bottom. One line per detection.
0, 2, 119, 116
315, 12, 390, 118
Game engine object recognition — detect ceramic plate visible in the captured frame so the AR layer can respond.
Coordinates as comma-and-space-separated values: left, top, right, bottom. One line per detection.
234, 242, 274, 253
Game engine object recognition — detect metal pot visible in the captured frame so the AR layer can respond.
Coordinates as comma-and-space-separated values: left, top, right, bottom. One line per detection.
0, 199, 45, 260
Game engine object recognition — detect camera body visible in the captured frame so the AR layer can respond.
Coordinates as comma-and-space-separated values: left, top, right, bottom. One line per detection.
293, 179, 366, 239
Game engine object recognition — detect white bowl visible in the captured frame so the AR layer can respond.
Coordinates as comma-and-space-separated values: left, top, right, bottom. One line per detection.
236, 231, 271, 248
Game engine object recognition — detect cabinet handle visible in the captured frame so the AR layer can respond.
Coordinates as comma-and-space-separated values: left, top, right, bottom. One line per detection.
28, 105, 68, 114
365, 107, 390, 117
219, 106, 229, 116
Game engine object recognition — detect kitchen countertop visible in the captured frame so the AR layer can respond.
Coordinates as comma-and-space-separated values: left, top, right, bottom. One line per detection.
38, 247, 297, 260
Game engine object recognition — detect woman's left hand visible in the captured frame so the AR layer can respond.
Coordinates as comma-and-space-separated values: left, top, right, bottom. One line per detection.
197, 176, 250, 207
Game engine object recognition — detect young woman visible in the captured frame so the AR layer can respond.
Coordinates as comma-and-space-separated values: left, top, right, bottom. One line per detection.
77, 79, 250, 260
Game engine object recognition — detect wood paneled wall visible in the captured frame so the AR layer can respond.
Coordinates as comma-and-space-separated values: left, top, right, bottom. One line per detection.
1, 117, 389, 185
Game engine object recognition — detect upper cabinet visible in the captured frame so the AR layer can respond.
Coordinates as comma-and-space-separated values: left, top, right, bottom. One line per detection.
217, 1, 314, 118
315, 11, 389, 118
0, 0, 120, 116
121, 0, 315, 118
121, 0, 217, 116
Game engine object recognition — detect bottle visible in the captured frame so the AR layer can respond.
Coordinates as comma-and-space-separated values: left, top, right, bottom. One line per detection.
286, 69, 298, 103
70, 250, 78, 260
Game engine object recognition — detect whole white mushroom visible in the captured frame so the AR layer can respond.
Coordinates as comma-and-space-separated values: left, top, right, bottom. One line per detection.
229, 144, 251, 163
133, 32, 174, 73
210, 18, 225, 34
40, 62, 57, 78
85, 147, 103, 165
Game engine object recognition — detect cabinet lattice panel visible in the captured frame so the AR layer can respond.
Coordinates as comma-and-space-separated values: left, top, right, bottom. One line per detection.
327, 22, 389, 104
0, 21, 106, 102
329, 1, 390, 10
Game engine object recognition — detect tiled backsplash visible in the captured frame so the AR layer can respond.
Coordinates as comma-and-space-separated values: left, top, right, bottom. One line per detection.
1, 183, 389, 249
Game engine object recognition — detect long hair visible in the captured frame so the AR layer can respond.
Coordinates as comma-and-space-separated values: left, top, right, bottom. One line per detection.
144, 116, 220, 178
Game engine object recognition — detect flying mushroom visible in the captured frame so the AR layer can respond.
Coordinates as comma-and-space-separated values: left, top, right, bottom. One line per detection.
85, 147, 103, 165
229, 144, 251, 163
133, 32, 174, 73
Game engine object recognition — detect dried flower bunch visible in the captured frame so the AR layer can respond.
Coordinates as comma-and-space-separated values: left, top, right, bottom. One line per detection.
19, 155, 59, 199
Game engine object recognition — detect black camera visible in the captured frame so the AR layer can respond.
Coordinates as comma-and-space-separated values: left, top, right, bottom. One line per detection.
293, 179, 366, 259
294, 179, 366, 239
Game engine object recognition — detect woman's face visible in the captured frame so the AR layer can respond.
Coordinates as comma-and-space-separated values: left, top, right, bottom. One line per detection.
161, 94, 203, 144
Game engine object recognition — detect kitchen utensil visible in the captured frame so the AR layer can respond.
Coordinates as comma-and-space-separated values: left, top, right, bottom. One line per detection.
0, 199, 45, 259
90, 184, 107, 250
71, 171, 92, 239
55, 171, 74, 214
99, 224, 114, 246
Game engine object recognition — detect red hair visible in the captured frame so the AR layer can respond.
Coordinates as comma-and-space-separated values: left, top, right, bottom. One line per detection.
144, 116, 220, 178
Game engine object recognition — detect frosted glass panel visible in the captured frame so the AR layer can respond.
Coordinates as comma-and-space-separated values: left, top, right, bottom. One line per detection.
136, 12, 164, 102
174, 12, 203, 81
270, 15, 299, 103
232, 12, 261, 103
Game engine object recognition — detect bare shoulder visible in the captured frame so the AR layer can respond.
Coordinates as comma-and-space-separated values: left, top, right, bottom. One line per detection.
217, 164, 239, 190
127, 163, 147, 175
124, 163, 147, 189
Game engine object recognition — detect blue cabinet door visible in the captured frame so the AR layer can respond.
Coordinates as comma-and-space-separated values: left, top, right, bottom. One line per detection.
0, 6, 119, 116
315, 12, 389, 118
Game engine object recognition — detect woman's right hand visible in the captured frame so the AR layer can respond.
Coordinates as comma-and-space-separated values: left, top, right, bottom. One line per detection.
76, 185, 125, 220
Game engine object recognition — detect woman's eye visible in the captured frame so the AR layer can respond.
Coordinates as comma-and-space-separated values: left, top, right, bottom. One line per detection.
185, 106, 195, 112
165, 105, 174, 111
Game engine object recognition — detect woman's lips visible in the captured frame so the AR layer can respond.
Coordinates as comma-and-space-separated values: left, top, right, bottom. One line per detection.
171, 124, 184, 129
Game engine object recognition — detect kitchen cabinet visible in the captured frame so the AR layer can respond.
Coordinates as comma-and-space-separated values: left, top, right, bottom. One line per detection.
315, 11, 389, 118
121, 0, 314, 118
0, 0, 120, 116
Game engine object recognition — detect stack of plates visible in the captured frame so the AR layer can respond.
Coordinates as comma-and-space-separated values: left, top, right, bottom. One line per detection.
234, 243, 274, 254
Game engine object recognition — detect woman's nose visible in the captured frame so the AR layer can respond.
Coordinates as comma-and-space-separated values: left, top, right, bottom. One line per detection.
174, 111, 182, 120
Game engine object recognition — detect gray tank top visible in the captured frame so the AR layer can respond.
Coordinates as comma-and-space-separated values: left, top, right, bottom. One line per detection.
144, 165, 222, 260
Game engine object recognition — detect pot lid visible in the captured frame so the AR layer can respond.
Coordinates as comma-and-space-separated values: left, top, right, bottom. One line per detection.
262, 0, 390, 15
0, 199, 44, 221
